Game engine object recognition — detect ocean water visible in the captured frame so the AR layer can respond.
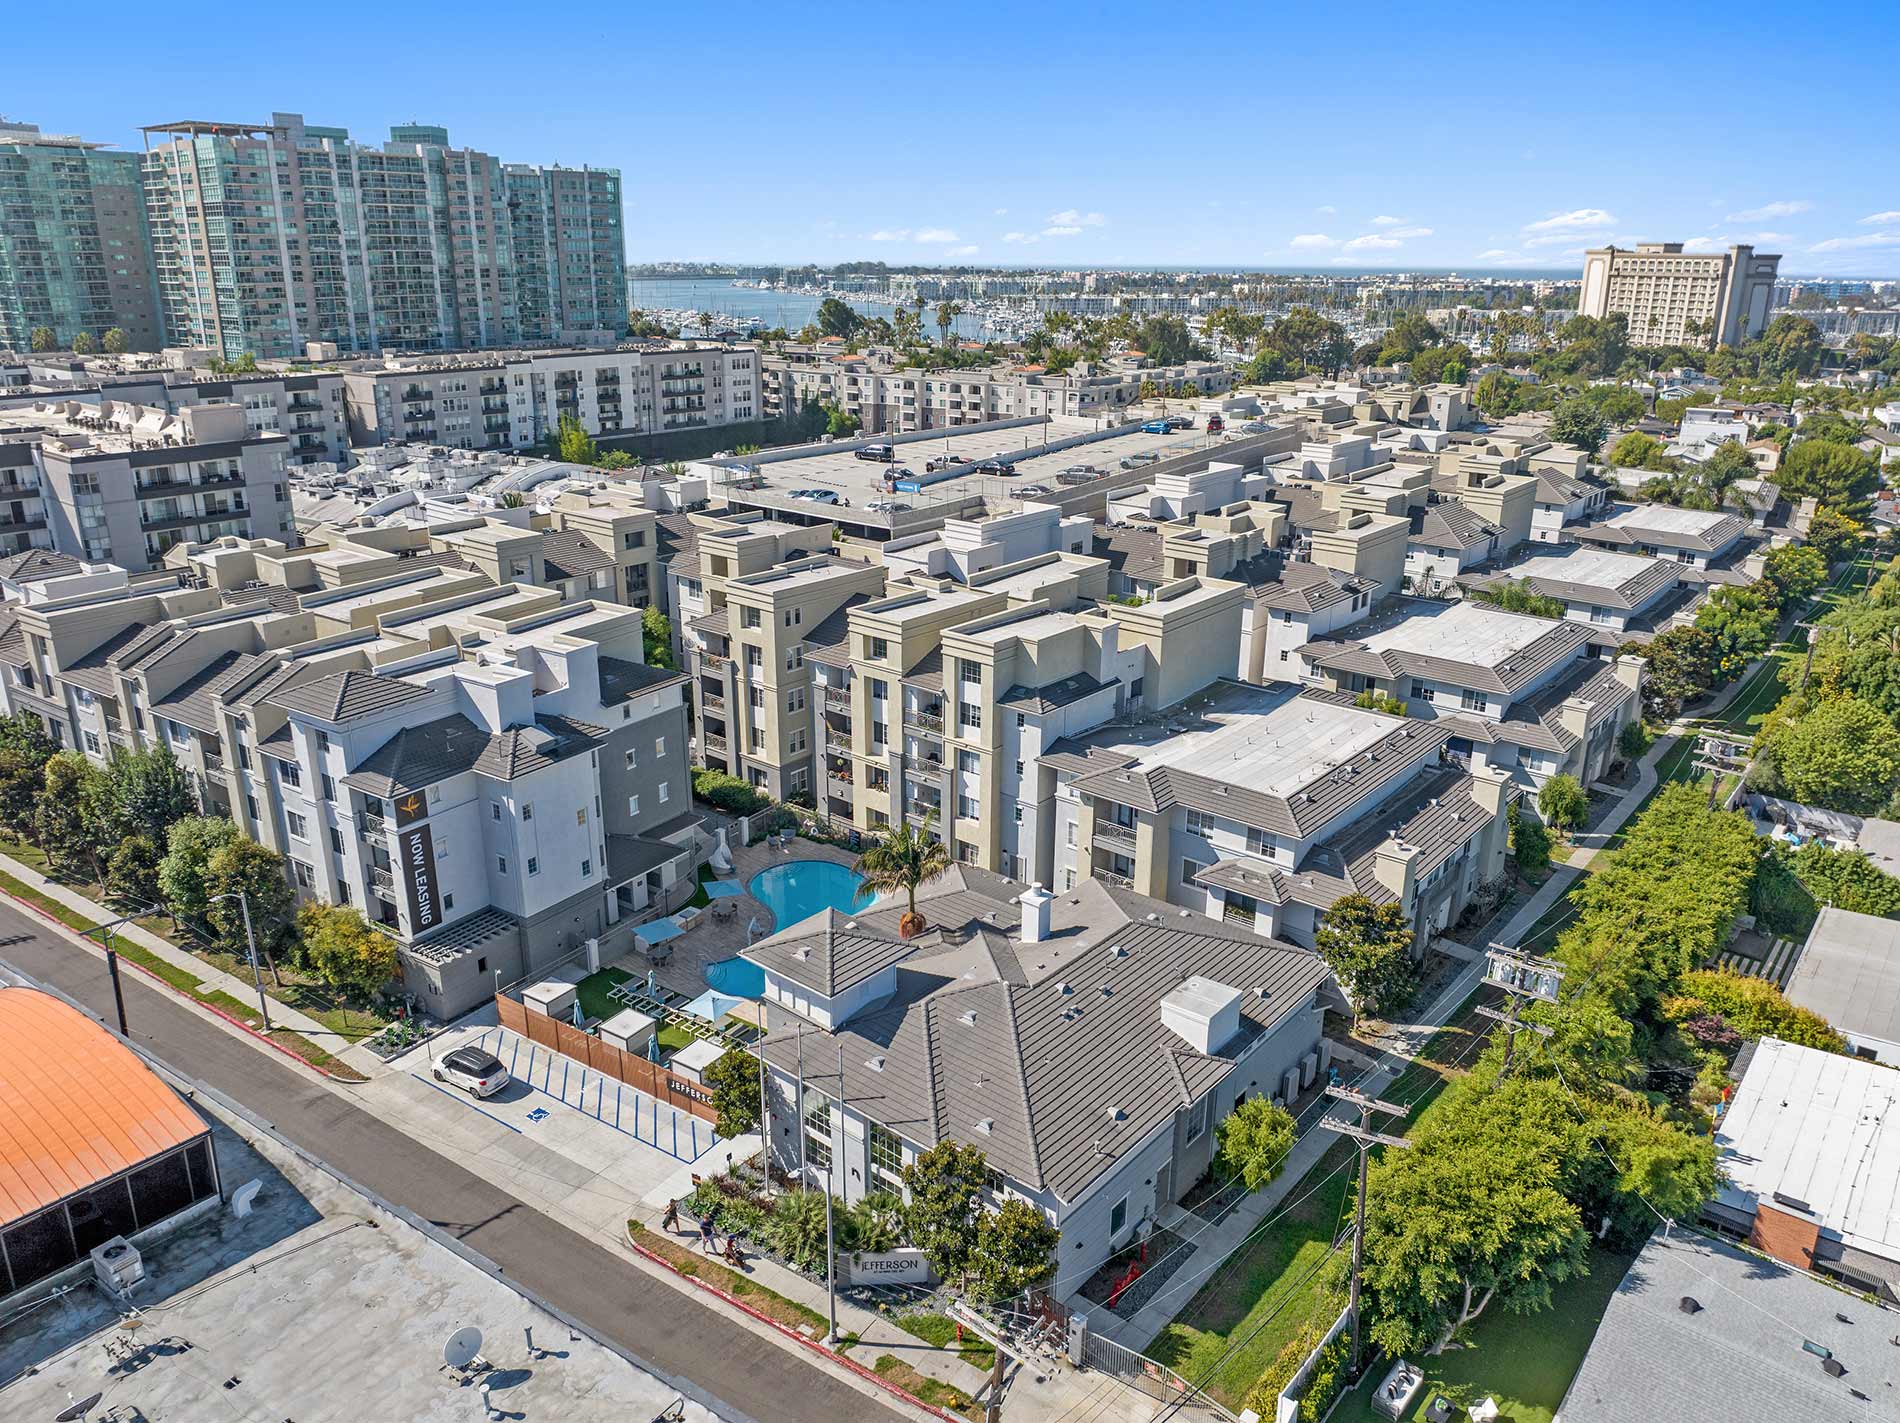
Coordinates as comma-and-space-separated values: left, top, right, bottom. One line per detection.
628, 278, 988, 339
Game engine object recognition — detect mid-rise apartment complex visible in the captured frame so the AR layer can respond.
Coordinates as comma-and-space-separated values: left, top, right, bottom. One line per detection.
141, 114, 626, 360
1578, 242, 1781, 349
0, 122, 164, 352
0, 537, 690, 1018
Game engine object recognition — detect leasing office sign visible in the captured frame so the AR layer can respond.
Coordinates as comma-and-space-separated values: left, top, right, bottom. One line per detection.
399, 822, 441, 933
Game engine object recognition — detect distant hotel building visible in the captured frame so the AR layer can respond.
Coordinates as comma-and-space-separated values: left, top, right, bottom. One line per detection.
0, 122, 164, 352
140, 114, 627, 360
1578, 243, 1780, 349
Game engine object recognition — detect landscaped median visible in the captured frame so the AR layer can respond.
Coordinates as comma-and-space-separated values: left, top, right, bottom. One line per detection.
624, 1220, 979, 1421
0, 855, 363, 1081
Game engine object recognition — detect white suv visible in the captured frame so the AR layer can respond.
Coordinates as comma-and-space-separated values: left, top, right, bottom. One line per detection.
433, 1045, 510, 1098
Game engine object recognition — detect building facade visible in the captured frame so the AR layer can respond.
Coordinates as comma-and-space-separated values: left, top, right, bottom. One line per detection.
1578, 242, 1781, 349
140, 114, 627, 361
0, 122, 164, 352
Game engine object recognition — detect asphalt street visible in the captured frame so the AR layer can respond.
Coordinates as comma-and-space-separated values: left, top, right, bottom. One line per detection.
0, 910, 911, 1423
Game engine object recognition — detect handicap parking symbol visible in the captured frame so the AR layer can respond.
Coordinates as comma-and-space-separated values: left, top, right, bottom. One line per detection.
525, 1107, 550, 1124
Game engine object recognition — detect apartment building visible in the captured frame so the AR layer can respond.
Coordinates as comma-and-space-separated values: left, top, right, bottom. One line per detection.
0, 439, 50, 560
1532, 468, 1613, 543
0, 549, 690, 1018
0, 122, 163, 352
1462, 546, 1684, 633
748, 866, 1339, 1299
1578, 242, 1781, 349
2, 398, 291, 570
761, 350, 1232, 433
341, 344, 759, 452
141, 114, 627, 360
1573, 503, 1752, 569
1299, 598, 1643, 792
1047, 679, 1515, 950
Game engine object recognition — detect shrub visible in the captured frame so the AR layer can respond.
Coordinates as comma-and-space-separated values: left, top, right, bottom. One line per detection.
1242, 1315, 1333, 1419
1618, 719, 1653, 762
1298, 1334, 1353, 1423
692, 768, 771, 816
1509, 802, 1551, 877
1666, 969, 1846, 1053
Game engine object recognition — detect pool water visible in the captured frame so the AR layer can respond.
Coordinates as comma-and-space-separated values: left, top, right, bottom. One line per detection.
748, 859, 869, 929
703, 958, 765, 998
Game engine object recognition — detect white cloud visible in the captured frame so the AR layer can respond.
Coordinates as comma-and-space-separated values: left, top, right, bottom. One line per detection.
1522, 230, 1600, 249
1315, 204, 1336, 215
1343, 234, 1403, 251
1522, 208, 1617, 233
1861, 211, 1900, 225
1287, 233, 1338, 249
913, 228, 960, 244
1726, 199, 1811, 222
863, 228, 911, 242
1474, 249, 1526, 262
945, 244, 979, 258
1810, 231, 1900, 252
1041, 225, 1082, 238
1369, 215, 1406, 228
1001, 231, 1035, 245
992, 207, 1009, 216
1381, 225, 1434, 240
1045, 209, 1106, 229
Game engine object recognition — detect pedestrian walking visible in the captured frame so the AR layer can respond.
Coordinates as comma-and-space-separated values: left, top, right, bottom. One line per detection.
699, 1216, 717, 1254
661, 1199, 680, 1233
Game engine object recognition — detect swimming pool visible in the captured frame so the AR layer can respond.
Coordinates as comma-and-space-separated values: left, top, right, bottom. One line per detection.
748, 859, 869, 929
703, 957, 765, 998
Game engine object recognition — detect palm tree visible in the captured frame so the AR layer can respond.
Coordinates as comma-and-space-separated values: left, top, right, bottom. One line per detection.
935, 301, 963, 348
853, 812, 951, 936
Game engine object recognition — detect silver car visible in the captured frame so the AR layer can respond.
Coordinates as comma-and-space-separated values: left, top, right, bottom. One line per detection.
433, 1045, 510, 1098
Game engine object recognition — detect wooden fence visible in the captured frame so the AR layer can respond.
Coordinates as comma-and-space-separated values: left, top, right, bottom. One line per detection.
495, 995, 721, 1126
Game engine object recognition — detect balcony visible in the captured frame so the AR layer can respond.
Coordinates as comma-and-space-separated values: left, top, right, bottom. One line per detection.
1096, 868, 1134, 891
201, 752, 225, 774
826, 773, 854, 802
905, 799, 942, 825
702, 692, 725, 714
288, 395, 324, 412
136, 469, 246, 497
703, 732, 728, 755
823, 687, 852, 711
825, 729, 851, 755
1095, 820, 1138, 847
904, 707, 944, 734
370, 866, 396, 900
904, 754, 946, 781
361, 811, 388, 838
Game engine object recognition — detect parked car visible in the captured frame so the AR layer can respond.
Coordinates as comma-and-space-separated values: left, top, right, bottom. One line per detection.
792, 488, 841, 504
975, 458, 1016, 475
433, 1046, 509, 1098
854, 444, 895, 462
1119, 451, 1162, 469
1205, 414, 1225, 434
867, 499, 912, 513
1167, 415, 1193, 431
1016, 483, 1055, 497
1140, 419, 1171, 434
925, 455, 959, 473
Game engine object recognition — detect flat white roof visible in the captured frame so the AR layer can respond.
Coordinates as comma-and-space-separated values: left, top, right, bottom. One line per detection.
1085, 681, 1400, 795
1605, 504, 1734, 536
1509, 545, 1673, 592
1716, 1036, 1900, 1264
958, 608, 1080, 646
1358, 599, 1553, 667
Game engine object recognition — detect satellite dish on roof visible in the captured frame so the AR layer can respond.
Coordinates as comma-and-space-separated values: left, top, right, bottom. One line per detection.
56, 1393, 103, 1423
443, 1326, 485, 1370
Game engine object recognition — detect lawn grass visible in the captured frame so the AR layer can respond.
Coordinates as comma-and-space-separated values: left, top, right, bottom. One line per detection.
0, 861, 103, 936
1331, 1243, 1633, 1423
894, 1311, 997, 1372
575, 965, 634, 1023
627, 1221, 828, 1335
657, 1022, 699, 1052
685, 863, 719, 910
869, 1356, 981, 1422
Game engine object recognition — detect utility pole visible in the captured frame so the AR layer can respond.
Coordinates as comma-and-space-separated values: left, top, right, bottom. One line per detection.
824, 1040, 843, 1346
1319, 1084, 1411, 1381
1474, 944, 1565, 1072
83, 915, 139, 1038
1690, 734, 1752, 812
211, 889, 271, 1030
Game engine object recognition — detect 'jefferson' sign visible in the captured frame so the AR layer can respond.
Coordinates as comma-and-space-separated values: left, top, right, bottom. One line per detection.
847, 1248, 934, 1285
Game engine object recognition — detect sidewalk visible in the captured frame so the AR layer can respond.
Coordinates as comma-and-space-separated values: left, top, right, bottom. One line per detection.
0, 844, 351, 1054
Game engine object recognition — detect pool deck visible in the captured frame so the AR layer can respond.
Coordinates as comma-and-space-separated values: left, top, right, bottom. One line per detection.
606, 837, 865, 1003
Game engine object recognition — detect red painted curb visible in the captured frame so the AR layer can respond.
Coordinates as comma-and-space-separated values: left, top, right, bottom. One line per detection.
0, 881, 345, 1080
623, 1227, 962, 1422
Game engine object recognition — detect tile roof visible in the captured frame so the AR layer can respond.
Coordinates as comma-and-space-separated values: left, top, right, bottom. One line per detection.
999, 670, 1114, 714
1409, 500, 1500, 550
0, 549, 82, 581
58, 623, 152, 696
539, 528, 613, 581
268, 668, 431, 723
1580, 503, 1750, 553
343, 711, 612, 795
597, 654, 686, 703
751, 873, 1333, 1202
152, 650, 281, 735
1466, 548, 1679, 611
1300, 601, 1598, 698
801, 593, 876, 670
475, 714, 610, 780
1250, 559, 1377, 614
221, 584, 302, 616
1093, 524, 1165, 584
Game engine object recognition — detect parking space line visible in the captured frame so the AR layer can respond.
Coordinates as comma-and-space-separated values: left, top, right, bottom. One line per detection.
408, 1073, 523, 1134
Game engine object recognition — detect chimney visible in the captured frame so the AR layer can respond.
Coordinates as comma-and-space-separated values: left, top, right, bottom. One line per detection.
1614, 653, 1646, 694
1019, 881, 1054, 945
1372, 838, 1419, 915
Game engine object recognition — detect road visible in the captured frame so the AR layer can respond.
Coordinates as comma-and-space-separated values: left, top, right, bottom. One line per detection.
0, 910, 910, 1423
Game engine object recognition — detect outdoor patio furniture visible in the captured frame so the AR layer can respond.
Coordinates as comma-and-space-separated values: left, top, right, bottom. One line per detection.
1425, 1397, 1453, 1423
1373, 1360, 1424, 1421
1468, 1399, 1500, 1423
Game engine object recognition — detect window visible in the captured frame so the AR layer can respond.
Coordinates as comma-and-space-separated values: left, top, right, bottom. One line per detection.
1246, 826, 1276, 857
1459, 688, 1487, 712
497, 856, 509, 874
329, 828, 344, 854
280, 761, 301, 788
869, 1123, 904, 1183
870, 678, 887, 702
576, 807, 588, 827
1185, 808, 1213, 837
806, 1133, 832, 1172
783, 607, 802, 628
957, 657, 981, 686
522, 803, 534, 821
958, 701, 982, 732
321, 774, 335, 801
785, 645, 804, 671
1110, 1196, 1128, 1237
624, 747, 638, 769
1183, 858, 1210, 887
658, 781, 670, 803
957, 749, 979, 775
628, 794, 640, 816
1014, 805, 1024, 823
1409, 681, 1436, 703
655, 736, 666, 757
869, 636, 888, 661
749, 684, 765, 708
785, 687, 805, 714
292, 859, 315, 889
84, 731, 100, 754
742, 606, 761, 629
527, 857, 539, 876
1185, 1097, 1210, 1143
285, 811, 308, 840
1016, 713, 1026, 728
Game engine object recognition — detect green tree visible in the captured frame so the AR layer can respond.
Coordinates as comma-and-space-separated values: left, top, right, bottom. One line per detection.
0, 750, 41, 844
934, 301, 964, 347
1630, 625, 1720, 719
1214, 1097, 1297, 1191
298, 901, 397, 1023
36, 752, 108, 880
966, 1200, 1059, 1302
1377, 313, 1442, 365
1780, 438, 1880, 517
1752, 314, 1824, 378
106, 833, 163, 906
1239, 347, 1289, 384
108, 744, 197, 845
1665, 969, 1845, 1052
102, 327, 128, 355
816, 297, 862, 338
157, 816, 241, 931
1507, 802, 1551, 877
1266, 308, 1350, 375
0, 711, 56, 769
822, 403, 860, 438
849, 1191, 906, 1253
1538, 773, 1588, 837
1617, 719, 1653, 763
853, 812, 950, 933
1753, 694, 1900, 813
1131, 315, 1206, 366
702, 1048, 761, 1137
1786, 841, 1900, 917
1758, 544, 1827, 608
29, 326, 56, 352
1805, 505, 1864, 567
899, 1141, 990, 1280
1695, 583, 1776, 673
1608, 431, 1666, 469
1474, 371, 1523, 418
641, 606, 677, 671
1409, 344, 1472, 385
71, 331, 98, 355
1469, 581, 1565, 619
206, 838, 296, 978
1547, 397, 1610, 456
1314, 894, 1417, 1015
768, 1190, 839, 1272
552, 413, 601, 466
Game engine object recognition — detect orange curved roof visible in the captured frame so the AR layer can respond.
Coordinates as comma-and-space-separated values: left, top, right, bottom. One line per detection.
0, 988, 209, 1224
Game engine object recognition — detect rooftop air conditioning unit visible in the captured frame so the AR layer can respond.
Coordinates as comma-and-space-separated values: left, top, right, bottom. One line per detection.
91, 1236, 145, 1292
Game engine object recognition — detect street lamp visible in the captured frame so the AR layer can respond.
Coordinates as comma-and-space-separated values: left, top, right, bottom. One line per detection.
210, 888, 272, 1030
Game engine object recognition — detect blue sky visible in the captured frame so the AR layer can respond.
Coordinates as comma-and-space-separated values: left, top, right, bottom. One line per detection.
8, 0, 1898, 275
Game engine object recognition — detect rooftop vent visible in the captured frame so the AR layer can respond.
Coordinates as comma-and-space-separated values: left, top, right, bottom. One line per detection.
1105, 1105, 1125, 1122
1822, 1358, 1847, 1378
1108, 945, 1127, 959
1056, 982, 1072, 996
1679, 1296, 1702, 1315
865, 1055, 885, 1072
975, 1117, 994, 1135
959, 1009, 978, 1026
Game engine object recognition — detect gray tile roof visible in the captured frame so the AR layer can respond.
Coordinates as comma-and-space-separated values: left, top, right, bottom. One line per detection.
802, 593, 876, 671
1409, 500, 1500, 550
1467, 554, 1679, 611
745, 909, 911, 997
1251, 559, 1377, 614
999, 670, 1113, 714
751, 873, 1333, 1202
598, 654, 686, 703
0, 549, 81, 581
1578, 503, 1750, 553
153, 650, 281, 735
1093, 524, 1165, 584
1299, 606, 1598, 699
1533, 470, 1607, 507
268, 668, 431, 723
222, 584, 302, 616
1558, 1231, 1900, 1423
474, 714, 609, 780
343, 711, 612, 796
539, 528, 613, 581
58, 623, 152, 695
691, 606, 729, 638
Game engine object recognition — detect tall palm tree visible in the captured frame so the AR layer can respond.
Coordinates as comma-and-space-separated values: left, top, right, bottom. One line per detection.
853, 812, 951, 936
935, 301, 963, 348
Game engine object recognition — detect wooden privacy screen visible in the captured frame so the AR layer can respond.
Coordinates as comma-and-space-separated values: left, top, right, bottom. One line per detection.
495, 994, 720, 1125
